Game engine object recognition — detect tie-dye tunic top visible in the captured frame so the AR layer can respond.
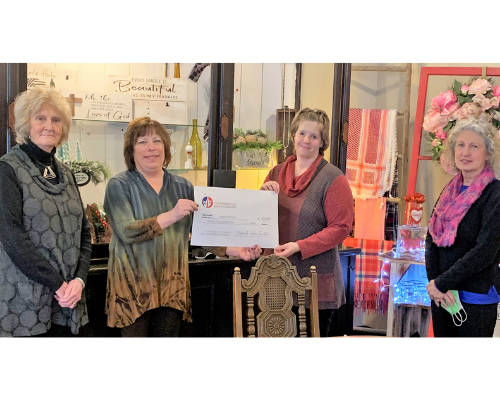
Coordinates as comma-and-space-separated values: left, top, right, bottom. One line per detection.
104, 169, 193, 328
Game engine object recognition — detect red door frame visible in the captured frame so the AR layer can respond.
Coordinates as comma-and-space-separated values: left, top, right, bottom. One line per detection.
407, 66, 500, 196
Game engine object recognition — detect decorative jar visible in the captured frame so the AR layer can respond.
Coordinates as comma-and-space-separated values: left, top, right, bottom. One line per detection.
396, 225, 427, 262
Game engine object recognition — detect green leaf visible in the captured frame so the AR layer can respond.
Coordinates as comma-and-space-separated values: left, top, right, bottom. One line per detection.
457, 95, 466, 106
269, 141, 282, 150
70, 160, 112, 185
444, 121, 454, 131
453, 80, 462, 94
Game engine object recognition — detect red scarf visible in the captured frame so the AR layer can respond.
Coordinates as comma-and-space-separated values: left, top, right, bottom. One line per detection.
278, 154, 325, 197
428, 165, 495, 247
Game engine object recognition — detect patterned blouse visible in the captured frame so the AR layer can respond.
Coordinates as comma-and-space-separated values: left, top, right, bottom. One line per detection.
104, 169, 194, 328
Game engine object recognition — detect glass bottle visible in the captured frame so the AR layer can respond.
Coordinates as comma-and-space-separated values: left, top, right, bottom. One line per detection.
189, 119, 202, 168
174, 63, 181, 78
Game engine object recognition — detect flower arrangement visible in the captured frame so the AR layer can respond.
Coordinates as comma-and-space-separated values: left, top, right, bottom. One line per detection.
56, 141, 112, 185
87, 203, 111, 243
423, 77, 500, 171
233, 128, 282, 152
70, 160, 112, 185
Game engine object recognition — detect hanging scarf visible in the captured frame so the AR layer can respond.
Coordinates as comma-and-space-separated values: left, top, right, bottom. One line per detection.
428, 164, 495, 247
277, 154, 326, 197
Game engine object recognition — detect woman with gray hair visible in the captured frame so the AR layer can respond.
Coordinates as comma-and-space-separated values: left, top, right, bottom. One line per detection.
0, 87, 91, 337
425, 118, 500, 337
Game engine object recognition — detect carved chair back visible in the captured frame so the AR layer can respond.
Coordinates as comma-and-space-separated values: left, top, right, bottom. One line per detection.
233, 254, 319, 337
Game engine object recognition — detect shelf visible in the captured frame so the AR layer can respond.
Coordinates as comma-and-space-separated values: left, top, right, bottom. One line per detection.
378, 250, 425, 265
72, 119, 205, 128
394, 303, 431, 309
168, 168, 208, 172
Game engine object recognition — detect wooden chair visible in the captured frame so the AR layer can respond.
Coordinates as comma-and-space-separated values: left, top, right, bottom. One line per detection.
233, 254, 320, 337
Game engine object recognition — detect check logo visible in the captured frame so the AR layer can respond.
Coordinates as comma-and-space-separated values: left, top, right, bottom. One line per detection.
202, 196, 213, 208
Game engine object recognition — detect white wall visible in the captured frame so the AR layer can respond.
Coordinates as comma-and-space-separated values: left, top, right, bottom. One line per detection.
28, 63, 296, 207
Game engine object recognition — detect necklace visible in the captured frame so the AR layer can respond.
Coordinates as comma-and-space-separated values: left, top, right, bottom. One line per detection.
282, 106, 291, 152
33, 158, 56, 179
280, 64, 291, 159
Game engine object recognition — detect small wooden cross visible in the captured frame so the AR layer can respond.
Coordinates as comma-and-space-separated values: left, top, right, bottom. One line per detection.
64, 93, 83, 116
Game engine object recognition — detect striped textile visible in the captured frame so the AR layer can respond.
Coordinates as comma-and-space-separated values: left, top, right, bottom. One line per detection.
346, 109, 398, 200
344, 237, 393, 315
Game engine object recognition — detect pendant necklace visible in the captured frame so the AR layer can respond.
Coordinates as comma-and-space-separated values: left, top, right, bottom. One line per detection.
33, 158, 57, 179
282, 106, 291, 158
280, 64, 291, 159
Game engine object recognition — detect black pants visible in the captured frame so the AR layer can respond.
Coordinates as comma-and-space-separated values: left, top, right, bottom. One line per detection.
431, 301, 497, 337
121, 307, 183, 337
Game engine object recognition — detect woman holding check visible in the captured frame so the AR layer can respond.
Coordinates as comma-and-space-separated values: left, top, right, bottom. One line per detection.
104, 117, 261, 337
260, 108, 354, 337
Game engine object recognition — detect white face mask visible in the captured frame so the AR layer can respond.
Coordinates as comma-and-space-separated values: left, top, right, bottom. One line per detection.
441, 290, 468, 326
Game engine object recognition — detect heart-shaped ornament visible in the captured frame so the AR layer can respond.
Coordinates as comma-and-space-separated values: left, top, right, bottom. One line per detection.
411, 209, 422, 222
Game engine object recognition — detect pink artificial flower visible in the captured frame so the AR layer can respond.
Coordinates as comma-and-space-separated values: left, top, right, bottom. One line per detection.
478, 111, 493, 123
492, 86, 500, 101
452, 102, 482, 120
430, 90, 459, 115
490, 96, 500, 108
432, 138, 440, 147
468, 78, 491, 95
461, 85, 469, 94
435, 129, 447, 140
472, 93, 499, 111
439, 152, 457, 176
423, 109, 451, 132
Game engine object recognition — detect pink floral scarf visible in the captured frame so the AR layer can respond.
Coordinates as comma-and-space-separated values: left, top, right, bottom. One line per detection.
428, 165, 495, 247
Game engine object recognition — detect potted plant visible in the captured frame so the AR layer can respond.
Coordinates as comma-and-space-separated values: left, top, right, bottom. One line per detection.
232, 128, 282, 168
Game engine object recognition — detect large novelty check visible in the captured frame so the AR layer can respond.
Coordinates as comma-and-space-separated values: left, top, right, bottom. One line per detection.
190, 186, 279, 248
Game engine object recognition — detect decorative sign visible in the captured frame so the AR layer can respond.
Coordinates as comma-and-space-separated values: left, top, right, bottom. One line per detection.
60, 90, 132, 122
74, 172, 91, 187
232, 149, 271, 168
133, 100, 188, 125
108, 75, 188, 101
27, 65, 79, 90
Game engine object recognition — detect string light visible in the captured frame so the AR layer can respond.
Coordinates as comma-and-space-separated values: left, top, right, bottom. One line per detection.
380, 256, 431, 307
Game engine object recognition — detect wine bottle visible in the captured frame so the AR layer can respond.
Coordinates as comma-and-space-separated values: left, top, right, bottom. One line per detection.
189, 119, 202, 168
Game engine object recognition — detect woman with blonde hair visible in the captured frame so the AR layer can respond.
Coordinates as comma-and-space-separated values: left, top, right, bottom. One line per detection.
0, 87, 91, 336
260, 108, 354, 337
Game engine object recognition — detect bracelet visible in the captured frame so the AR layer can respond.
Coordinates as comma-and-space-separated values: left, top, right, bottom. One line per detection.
75, 277, 85, 290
